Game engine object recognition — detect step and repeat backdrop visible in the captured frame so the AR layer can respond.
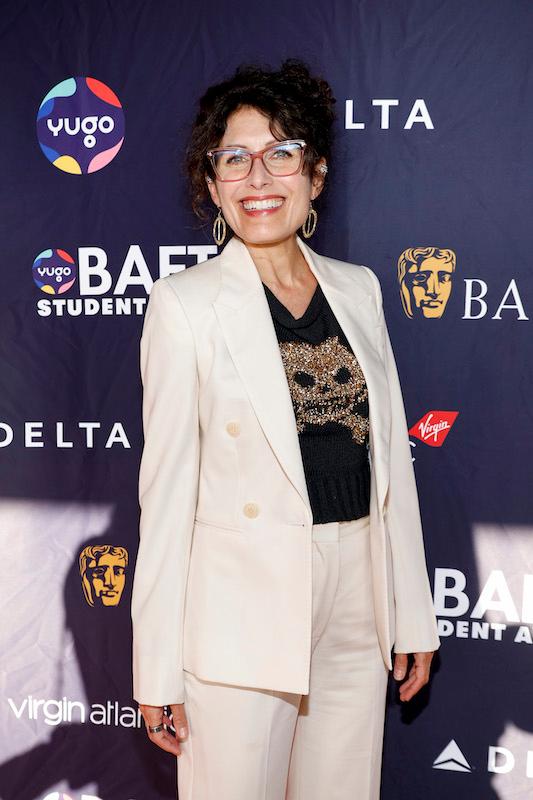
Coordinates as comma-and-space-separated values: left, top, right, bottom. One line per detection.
1, 1, 532, 798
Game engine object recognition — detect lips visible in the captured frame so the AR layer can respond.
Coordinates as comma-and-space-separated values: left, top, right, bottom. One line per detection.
240, 195, 285, 202
240, 196, 285, 214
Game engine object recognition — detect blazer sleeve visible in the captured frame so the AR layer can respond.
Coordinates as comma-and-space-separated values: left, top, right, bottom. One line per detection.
131, 277, 200, 705
364, 266, 441, 654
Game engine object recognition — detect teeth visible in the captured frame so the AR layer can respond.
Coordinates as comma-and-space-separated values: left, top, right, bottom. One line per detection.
242, 198, 284, 210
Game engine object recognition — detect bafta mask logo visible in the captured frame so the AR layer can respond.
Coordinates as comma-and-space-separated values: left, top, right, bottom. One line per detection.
79, 545, 128, 607
279, 335, 369, 444
398, 247, 456, 318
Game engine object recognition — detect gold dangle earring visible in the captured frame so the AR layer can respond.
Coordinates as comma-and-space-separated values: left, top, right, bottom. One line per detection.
301, 201, 318, 239
213, 206, 227, 246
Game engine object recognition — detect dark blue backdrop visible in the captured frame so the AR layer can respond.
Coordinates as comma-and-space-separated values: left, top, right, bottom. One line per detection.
1, 1, 532, 798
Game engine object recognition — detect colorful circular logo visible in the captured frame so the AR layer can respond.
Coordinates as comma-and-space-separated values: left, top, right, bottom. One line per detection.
32, 249, 77, 294
36, 77, 125, 174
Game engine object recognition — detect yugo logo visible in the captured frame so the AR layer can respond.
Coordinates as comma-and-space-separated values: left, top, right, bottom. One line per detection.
36, 76, 125, 174
32, 249, 76, 295
47, 115, 115, 148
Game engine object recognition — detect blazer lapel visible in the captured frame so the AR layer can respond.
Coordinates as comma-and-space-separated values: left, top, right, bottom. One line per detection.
295, 237, 391, 516
212, 235, 390, 520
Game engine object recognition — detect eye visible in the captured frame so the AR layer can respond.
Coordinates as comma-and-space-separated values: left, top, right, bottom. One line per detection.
224, 153, 248, 165
335, 367, 351, 384
272, 148, 292, 159
294, 371, 315, 387
269, 146, 296, 160
91, 567, 105, 578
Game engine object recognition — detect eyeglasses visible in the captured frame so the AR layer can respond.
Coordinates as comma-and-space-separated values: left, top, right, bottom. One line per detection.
206, 139, 306, 182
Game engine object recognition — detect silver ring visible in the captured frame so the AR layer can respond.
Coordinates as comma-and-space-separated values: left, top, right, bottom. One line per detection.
148, 723, 164, 734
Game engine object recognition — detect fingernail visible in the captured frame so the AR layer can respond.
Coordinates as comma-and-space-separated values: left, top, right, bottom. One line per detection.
179, 726, 188, 738
394, 671, 402, 679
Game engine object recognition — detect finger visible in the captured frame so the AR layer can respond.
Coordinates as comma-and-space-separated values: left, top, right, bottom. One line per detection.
399, 677, 427, 702
139, 705, 183, 755
399, 668, 430, 702
398, 661, 425, 689
170, 702, 189, 740
399, 652, 433, 701
162, 712, 175, 734
147, 726, 182, 756
393, 653, 408, 680
398, 672, 418, 697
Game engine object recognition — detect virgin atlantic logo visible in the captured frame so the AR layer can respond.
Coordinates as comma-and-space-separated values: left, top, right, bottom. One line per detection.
409, 411, 458, 447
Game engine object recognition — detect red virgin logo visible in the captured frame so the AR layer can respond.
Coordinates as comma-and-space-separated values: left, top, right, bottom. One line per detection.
409, 411, 458, 447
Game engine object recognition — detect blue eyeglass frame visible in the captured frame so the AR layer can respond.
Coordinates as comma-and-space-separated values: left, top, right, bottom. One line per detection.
206, 139, 307, 181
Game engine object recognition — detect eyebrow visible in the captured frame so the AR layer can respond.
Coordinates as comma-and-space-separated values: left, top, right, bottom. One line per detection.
219, 139, 283, 149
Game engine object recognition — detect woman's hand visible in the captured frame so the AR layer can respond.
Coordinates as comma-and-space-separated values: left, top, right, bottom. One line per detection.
393, 651, 434, 702
139, 703, 190, 756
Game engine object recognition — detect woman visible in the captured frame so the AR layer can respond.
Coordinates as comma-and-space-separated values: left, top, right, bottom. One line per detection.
131, 59, 440, 800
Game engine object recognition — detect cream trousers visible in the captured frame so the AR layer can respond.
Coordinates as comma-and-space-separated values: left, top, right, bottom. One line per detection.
177, 513, 389, 800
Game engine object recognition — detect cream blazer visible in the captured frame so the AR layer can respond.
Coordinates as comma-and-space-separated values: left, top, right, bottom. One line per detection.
131, 234, 440, 706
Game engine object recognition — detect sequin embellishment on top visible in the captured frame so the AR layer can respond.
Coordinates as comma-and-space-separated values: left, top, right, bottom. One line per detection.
278, 335, 369, 444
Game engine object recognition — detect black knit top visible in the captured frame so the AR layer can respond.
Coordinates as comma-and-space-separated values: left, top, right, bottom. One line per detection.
262, 280, 371, 524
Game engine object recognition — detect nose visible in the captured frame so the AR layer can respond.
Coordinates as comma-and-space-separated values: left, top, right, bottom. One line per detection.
104, 567, 115, 588
426, 273, 439, 297
246, 156, 272, 189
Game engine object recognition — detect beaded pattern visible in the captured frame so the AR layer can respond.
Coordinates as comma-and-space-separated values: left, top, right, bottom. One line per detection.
279, 335, 369, 444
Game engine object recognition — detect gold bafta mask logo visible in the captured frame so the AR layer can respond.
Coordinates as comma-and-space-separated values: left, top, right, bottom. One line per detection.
398, 247, 456, 318
279, 335, 369, 444
79, 545, 128, 607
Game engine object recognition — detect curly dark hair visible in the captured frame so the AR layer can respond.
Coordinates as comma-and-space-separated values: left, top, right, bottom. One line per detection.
183, 58, 337, 223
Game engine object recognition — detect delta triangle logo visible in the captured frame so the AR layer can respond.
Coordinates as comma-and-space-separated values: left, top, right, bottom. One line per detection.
433, 739, 472, 773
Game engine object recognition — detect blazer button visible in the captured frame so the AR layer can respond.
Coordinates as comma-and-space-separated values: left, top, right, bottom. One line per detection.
243, 502, 259, 518
226, 421, 240, 437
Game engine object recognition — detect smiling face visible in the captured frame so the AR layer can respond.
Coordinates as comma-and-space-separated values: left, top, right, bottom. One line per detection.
205, 105, 326, 246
